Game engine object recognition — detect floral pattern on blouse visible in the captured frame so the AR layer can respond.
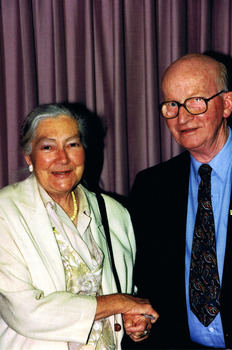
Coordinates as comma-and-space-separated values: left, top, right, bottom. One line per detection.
52, 226, 115, 350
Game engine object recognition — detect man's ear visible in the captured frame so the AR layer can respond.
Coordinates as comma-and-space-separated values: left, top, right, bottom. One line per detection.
223, 92, 232, 119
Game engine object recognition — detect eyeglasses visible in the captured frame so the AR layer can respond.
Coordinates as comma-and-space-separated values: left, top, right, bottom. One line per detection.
159, 90, 225, 119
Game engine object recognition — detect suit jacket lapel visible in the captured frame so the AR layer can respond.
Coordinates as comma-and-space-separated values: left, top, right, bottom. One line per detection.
221, 189, 232, 347
170, 151, 190, 334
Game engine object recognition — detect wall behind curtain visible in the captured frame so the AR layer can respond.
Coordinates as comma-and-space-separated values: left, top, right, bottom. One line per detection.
0, 0, 232, 196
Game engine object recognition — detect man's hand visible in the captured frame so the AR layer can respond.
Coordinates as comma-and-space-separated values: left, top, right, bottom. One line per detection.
123, 313, 158, 342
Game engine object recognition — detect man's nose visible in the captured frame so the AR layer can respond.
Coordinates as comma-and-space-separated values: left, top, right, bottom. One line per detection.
178, 105, 192, 124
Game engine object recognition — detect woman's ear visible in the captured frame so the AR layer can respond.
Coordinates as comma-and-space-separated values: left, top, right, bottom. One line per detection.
223, 92, 232, 119
24, 154, 31, 166
24, 155, 34, 173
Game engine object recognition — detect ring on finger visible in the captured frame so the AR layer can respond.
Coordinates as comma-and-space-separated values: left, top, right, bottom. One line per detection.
140, 330, 149, 338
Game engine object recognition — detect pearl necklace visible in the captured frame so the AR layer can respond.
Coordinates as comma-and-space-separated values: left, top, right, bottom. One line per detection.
70, 191, 78, 222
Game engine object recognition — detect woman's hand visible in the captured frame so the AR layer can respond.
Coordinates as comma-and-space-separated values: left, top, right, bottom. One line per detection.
96, 294, 158, 319
119, 294, 158, 320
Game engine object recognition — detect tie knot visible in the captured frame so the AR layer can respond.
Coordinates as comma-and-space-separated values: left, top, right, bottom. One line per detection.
198, 164, 212, 181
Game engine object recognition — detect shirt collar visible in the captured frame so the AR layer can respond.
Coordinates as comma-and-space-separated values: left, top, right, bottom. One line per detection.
190, 126, 232, 183
37, 182, 55, 208
37, 182, 91, 218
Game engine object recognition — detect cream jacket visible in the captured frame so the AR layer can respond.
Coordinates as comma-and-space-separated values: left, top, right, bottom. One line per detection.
0, 175, 136, 350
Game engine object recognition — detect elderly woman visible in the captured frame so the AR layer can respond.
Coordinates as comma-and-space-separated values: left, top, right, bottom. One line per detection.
0, 104, 158, 350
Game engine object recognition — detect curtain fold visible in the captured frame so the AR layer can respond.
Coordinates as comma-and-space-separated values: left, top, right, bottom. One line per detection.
32, 0, 67, 102
0, 0, 37, 185
1, 0, 232, 195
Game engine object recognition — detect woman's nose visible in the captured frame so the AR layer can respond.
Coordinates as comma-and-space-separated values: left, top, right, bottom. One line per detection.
56, 149, 69, 164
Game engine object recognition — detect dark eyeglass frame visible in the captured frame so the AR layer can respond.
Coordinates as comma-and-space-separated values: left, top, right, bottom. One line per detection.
158, 90, 226, 119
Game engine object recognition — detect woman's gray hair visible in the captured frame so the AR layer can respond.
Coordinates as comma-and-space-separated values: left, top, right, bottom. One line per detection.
20, 103, 88, 155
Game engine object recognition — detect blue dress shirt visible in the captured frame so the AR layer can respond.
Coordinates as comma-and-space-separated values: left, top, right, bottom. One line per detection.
185, 127, 232, 348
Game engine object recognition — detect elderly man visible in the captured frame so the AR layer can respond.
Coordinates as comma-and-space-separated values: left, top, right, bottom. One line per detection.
129, 54, 232, 348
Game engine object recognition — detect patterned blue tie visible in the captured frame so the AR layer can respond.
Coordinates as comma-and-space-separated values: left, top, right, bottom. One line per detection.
189, 164, 220, 327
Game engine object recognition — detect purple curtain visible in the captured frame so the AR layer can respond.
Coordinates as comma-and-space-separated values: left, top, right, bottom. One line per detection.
1, 0, 232, 196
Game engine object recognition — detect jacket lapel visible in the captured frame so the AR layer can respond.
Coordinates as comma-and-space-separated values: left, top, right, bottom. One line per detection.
16, 176, 66, 291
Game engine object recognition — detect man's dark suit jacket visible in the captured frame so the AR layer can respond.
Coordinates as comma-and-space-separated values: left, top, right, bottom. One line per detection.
127, 151, 232, 349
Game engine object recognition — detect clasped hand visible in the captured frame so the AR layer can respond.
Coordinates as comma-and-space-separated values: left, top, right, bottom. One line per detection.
95, 293, 158, 341
122, 296, 159, 342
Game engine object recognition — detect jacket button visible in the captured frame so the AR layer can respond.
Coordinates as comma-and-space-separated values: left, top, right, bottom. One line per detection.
114, 323, 121, 332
